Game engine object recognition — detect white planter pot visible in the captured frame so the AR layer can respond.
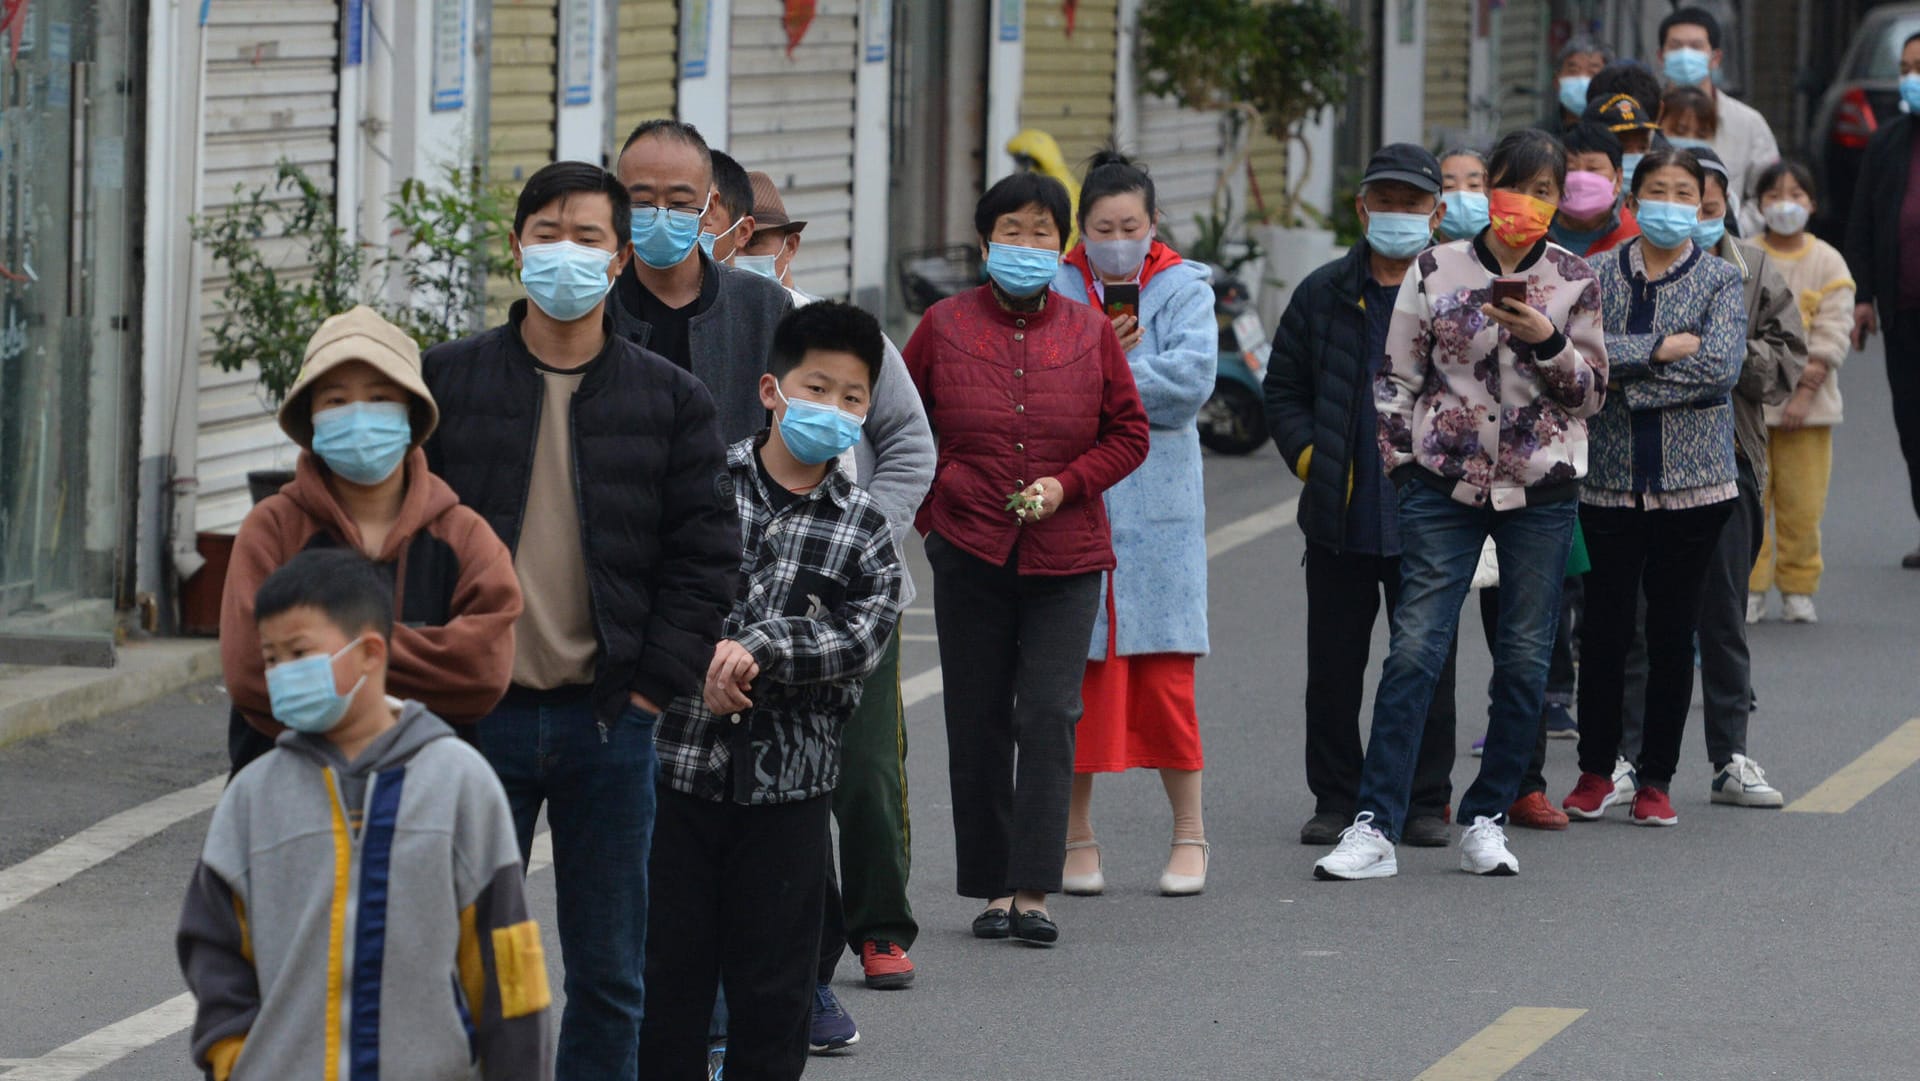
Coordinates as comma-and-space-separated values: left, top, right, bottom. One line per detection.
1254, 225, 1338, 329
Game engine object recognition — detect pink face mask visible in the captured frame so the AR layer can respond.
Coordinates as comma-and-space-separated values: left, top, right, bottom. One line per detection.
1560, 171, 1617, 219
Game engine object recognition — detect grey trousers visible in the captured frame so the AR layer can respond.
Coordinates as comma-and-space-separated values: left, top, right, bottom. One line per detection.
925, 532, 1103, 899
1621, 459, 1763, 769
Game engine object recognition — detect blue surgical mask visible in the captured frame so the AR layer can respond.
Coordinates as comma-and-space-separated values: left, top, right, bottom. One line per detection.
1364, 210, 1435, 259
1663, 47, 1712, 86
1084, 235, 1153, 279
775, 387, 865, 465
1902, 74, 1920, 114
1693, 213, 1727, 250
520, 240, 615, 322
630, 196, 709, 269
1668, 135, 1713, 153
1635, 199, 1701, 249
697, 215, 744, 258
985, 242, 1060, 297
733, 253, 781, 279
1438, 191, 1490, 241
1621, 153, 1645, 187
1558, 76, 1591, 115
311, 401, 412, 486
267, 638, 369, 734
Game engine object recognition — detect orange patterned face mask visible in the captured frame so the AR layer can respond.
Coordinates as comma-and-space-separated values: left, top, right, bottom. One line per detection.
1487, 190, 1557, 248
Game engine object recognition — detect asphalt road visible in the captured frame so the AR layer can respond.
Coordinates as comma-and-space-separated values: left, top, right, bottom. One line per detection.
2, 341, 1917, 1080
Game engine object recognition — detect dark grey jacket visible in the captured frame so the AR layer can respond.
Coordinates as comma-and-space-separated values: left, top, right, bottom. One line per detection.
1716, 238, 1807, 493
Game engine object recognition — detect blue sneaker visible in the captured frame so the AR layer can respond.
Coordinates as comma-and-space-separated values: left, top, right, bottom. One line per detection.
1544, 703, 1577, 739
808, 984, 859, 1053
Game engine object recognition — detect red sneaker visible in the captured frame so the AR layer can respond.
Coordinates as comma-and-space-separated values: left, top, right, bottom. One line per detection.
860, 940, 915, 989
1631, 786, 1679, 827
1562, 772, 1620, 820
1506, 791, 1570, 831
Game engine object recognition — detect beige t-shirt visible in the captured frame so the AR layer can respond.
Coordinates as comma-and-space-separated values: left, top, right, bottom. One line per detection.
510, 368, 599, 689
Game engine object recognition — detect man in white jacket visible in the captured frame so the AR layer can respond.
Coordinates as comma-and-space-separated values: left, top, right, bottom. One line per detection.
1659, 5, 1779, 231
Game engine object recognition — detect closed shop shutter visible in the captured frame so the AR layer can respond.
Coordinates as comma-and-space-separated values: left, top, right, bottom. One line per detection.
194, 1, 341, 534
728, 0, 859, 299
1020, 0, 1119, 178
1246, 126, 1289, 228
1424, 0, 1473, 141
488, 0, 560, 185
615, 0, 678, 130
1137, 96, 1228, 252
1495, 0, 1546, 133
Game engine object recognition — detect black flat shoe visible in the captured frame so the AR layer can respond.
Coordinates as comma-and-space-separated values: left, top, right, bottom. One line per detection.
1299, 812, 1348, 846
1402, 814, 1451, 848
971, 907, 1011, 939
1009, 906, 1058, 946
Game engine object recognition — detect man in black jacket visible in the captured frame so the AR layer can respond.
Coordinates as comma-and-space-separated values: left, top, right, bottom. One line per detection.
423, 161, 740, 1081
1845, 28, 1920, 569
1264, 144, 1460, 848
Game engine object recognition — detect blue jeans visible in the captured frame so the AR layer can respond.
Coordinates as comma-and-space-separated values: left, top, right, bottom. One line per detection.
1356, 483, 1576, 840
478, 693, 658, 1080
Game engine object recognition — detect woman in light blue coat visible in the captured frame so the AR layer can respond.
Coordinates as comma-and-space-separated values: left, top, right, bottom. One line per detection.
1052, 150, 1219, 897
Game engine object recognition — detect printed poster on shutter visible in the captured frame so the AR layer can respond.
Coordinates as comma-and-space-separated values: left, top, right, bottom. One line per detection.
430, 0, 464, 111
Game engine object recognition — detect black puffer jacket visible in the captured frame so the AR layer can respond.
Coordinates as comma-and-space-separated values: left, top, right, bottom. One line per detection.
423, 302, 742, 722
1262, 242, 1376, 552
1846, 112, 1914, 310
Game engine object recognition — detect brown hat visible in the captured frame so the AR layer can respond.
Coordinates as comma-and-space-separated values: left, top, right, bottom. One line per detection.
747, 171, 808, 232
277, 305, 438, 451
1584, 93, 1661, 134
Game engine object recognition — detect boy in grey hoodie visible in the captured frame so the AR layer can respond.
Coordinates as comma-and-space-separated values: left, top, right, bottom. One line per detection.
179, 549, 551, 1081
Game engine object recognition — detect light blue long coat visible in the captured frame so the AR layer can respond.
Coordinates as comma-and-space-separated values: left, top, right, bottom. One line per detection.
1053, 255, 1217, 660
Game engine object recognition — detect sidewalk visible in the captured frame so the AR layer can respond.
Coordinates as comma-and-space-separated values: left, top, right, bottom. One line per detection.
0, 639, 222, 748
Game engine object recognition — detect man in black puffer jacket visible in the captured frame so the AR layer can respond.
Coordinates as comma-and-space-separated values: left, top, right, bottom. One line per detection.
1262, 143, 1460, 850
424, 162, 740, 1081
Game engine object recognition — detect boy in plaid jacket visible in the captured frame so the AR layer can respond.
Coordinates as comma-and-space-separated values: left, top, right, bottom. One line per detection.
640, 301, 902, 1080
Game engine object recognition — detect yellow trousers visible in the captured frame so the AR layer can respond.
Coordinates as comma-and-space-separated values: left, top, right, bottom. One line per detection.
1751, 425, 1835, 596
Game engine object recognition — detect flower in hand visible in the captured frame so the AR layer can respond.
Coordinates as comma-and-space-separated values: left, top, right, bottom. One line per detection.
704, 639, 759, 715
1005, 477, 1064, 522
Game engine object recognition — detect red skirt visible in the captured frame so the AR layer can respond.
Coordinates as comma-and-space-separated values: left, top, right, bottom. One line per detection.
1075, 588, 1203, 773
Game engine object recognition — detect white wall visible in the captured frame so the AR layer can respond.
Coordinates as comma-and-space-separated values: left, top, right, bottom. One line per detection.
554, 0, 606, 162
1112, 0, 1142, 151
677, 0, 733, 146
851, 0, 891, 310
985, 0, 1024, 180
1380, 0, 1428, 146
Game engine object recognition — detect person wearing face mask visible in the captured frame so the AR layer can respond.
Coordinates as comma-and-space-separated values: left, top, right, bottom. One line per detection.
1584, 64, 1665, 185
1313, 129, 1607, 881
218, 306, 523, 777
733, 171, 808, 288
1661, 84, 1719, 156
1842, 30, 1920, 570
1265, 143, 1462, 851
1658, 6, 1777, 235
1438, 147, 1491, 242
1568, 147, 1745, 830
1546, 37, 1612, 132
904, 171, 1149, 945
1550, 121, 1641, 257
423, 161, 741, 1080
1044, 149, 1216, 897
696, 149, 759, 264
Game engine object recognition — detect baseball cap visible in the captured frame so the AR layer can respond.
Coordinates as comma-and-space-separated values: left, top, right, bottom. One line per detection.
278, 305, 438, 451
1585, 93, 1661, 134
747, 171, 808, 232
1361, 143, 1442, 194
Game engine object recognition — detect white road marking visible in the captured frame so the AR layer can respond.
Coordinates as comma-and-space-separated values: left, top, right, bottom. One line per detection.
0, 994, 197, 1081
1206, 497, 1298, 560
0, 776, 226, 915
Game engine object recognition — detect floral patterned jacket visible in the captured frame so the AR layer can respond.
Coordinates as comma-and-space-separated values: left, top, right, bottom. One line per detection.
1376, 235, 1609, 511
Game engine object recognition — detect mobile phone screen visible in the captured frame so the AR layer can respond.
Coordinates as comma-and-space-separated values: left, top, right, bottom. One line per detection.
1490, 278, 1527, 307
1104, 282, 1140, 319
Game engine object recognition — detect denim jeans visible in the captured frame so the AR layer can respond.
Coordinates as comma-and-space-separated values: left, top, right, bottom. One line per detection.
479, 691, 658, 1081
1356, 482, 1576, 840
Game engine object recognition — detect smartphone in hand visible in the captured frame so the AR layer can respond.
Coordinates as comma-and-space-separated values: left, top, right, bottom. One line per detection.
1489, 277, 1527, 309
1104, 282, 1140, 321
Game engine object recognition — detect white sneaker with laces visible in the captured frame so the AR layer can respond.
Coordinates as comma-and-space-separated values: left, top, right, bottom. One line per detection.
1313, 812, 1397, 880
1459, 816, 1519, 876
1712, 753, 1785, 807
1746, 592, 1766, 624
1612, 756, 1639, 802
1782, 594, 1818, 623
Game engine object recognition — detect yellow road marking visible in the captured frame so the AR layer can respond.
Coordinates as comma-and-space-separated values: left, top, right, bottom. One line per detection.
1785, 718, 1920, 814
1414, 1007, 1587, 1081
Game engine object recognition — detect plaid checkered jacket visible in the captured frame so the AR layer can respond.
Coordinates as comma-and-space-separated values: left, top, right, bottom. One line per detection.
654, 434, 903, 804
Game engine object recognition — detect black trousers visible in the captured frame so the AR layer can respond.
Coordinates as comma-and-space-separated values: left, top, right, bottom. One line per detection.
925, 533, 1103, 898
1303, 543, 1458, 819
1576, 500, 1733, 789
1884, 307, 1920, 525
639, 789, 831, 1081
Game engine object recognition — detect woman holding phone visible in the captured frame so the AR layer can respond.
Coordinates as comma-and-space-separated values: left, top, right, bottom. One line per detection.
1049, 149, 1219, 896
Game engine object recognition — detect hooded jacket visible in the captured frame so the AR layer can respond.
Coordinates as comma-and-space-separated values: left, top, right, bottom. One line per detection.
178, 702, 550, 1081
220, 449, 522, 736
1716, 237, 1808, 492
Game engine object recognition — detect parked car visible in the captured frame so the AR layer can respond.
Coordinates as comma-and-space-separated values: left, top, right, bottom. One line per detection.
1811, 3, 1920, 240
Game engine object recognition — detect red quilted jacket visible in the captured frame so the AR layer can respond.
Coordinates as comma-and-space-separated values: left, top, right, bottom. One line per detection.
903, 284, 1150, 576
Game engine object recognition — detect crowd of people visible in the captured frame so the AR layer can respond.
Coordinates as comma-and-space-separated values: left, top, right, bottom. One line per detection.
170, 7, 1920, 1079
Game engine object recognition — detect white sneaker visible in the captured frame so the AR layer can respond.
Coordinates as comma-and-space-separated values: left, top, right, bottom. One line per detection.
1712, 753, 1785, 807
1459, 816, 1519, 876
1612, 756, 1640, 802
1746, 592, 1766, 624
1313, 812, 1397, 881
1782, 594, 1818, 623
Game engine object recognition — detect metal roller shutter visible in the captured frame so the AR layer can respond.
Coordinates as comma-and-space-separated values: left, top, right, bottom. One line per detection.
1246, 127, 1288, 227
728, 0, 859, 300
1019, 0, 1119, 176
194, 1, 341, 534
615, 0, 678, 129
1424, 0, 1473, 142
1495, 0, 1546, 133
1136, 96, 1228, 251
488, 0, 560, 184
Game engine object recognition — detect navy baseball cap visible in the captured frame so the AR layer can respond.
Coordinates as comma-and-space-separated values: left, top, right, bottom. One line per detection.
1361, 143, 1443, 194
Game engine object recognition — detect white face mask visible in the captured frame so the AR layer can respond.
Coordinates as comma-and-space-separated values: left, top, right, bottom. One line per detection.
1085, 233, 1153, 278
1762, 200, 1810, 237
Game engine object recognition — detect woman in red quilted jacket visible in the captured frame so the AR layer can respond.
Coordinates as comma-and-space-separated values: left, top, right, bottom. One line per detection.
903, 172, 1150, 947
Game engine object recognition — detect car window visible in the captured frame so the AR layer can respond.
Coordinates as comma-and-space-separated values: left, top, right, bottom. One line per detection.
1855, 15, 1920, 78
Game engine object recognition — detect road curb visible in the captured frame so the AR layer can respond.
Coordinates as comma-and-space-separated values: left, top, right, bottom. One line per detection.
0, 640, 223, 749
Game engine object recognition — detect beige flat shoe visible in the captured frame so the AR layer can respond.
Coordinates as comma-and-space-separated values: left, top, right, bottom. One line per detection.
1159, 838, 1210, 896
1062, 840, 1105, 895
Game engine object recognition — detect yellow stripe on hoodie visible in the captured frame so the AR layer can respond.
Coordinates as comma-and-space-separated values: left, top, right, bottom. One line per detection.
324, 768, 350, 1081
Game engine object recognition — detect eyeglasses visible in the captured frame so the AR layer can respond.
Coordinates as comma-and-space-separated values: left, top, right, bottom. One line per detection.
630, 191, 713, 226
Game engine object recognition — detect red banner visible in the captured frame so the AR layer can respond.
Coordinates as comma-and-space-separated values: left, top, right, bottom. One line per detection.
1064, 0, 1078, 36
2, 0, 29, 63
784, 0, 816, 55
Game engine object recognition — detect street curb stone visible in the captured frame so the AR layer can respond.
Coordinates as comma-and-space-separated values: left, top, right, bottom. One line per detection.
0, 640, 223, 748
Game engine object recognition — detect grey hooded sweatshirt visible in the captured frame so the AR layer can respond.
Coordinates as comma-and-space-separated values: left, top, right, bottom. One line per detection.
178, 701, 550, 1081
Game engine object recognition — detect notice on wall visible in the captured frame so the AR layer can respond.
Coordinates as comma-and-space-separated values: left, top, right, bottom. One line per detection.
681, 0, 709, 78
430, 0, 464, 110
344, 0, 363, 66
997, 0, 1020, 43
862, 0, 888, 63
561, 0, 592, 105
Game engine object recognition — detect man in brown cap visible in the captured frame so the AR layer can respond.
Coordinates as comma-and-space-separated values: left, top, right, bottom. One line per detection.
219, 305, 524, 774
732, 171, 810, 290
